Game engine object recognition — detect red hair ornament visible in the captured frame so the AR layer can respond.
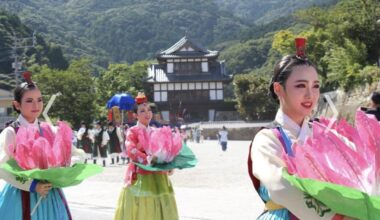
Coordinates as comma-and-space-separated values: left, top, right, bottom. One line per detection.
135, 92, 148, 105
22, 71, 34, 85
295, 37, 307, 59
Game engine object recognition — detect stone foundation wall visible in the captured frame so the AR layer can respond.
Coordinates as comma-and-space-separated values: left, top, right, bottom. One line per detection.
199, 127, 262, 141
315, 82, 380, 122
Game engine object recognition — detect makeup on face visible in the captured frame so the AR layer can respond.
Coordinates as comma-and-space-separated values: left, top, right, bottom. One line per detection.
17, 89, 43, 123
137, 103, 153, 126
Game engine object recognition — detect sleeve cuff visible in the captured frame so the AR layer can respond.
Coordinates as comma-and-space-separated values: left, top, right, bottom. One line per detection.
29, 179, 38, 193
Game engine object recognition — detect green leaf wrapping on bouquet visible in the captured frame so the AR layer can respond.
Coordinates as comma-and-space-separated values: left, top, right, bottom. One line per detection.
282, 169, 380, 220
134, 143, 197, 171
1, 159, 103, 188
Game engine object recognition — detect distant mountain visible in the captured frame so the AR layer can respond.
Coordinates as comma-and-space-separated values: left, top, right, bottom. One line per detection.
0, 0, 338, 66
0, 0, 248, 65
214, 0, 338, 24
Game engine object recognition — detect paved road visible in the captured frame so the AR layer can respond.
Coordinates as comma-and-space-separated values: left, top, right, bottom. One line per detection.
1, 140, 265, 219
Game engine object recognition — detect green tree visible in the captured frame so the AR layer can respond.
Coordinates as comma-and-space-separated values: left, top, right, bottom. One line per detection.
220, 37, 272, 74
96, 61, 150, 113
272, 30, 295, 56
234, 74, 277, 120
322, 38, 367, 90
32, 59, 97, 128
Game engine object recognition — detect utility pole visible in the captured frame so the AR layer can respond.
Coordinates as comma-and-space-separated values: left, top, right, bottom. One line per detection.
11, 31, 36, 85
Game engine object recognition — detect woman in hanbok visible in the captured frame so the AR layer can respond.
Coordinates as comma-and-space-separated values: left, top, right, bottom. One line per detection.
249, 39, 354, 220
114, 93, 178, 220
0, 73, 72, 219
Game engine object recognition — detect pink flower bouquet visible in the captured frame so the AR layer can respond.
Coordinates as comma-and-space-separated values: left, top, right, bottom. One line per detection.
282, 110, 380, 219
2, 121, 102, 188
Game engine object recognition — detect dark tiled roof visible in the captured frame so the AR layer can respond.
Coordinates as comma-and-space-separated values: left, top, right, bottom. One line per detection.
158, 52, 218, 59
147, 63, 232, 83
157, 36, 218, 59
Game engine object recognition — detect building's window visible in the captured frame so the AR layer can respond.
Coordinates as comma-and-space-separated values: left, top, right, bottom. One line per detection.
154, 92, 161, 102
161, 91, 168, 102
201, 62, 208, 72
161, 83, 167, 90
209, 90, 216, 100
175, 83, 181, 90
210, 82, 216, 89
202, 82, 209, 89
168, 90, 209, 102
216, 82, 223, 89
174, 63, 180, 72
168, 83, 174, 90
216, 90, 223, 100
181, 83, 188, 90
196, 82, 202, 90
189, 83, 195, 90
173, 62, 201, 74
154, 84, 160, 91
167, 63, 173, 73
154, 91, 168, 102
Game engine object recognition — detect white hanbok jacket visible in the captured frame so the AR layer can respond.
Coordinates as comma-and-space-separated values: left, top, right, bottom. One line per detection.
251, 110, 338, 219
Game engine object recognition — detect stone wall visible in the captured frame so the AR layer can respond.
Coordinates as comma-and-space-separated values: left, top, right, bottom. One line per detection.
315, 81, 380, 122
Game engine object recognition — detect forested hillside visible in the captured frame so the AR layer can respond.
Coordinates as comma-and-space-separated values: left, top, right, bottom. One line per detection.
233, 0, 380, 120
0, 0, 378, 123
0, 0, 336, 65
215, 0, 338, 24
0, 9, 68, 89
0, 0, 247, 64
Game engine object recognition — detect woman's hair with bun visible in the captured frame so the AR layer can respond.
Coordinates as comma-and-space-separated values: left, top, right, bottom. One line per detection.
13, 71, 39, 113
269, 38, 317, 101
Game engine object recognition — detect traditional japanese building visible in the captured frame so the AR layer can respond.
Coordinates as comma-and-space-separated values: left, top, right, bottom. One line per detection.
146, 36, 233, 123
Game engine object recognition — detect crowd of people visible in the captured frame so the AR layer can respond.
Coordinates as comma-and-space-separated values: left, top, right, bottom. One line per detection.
76, 121, 128, 167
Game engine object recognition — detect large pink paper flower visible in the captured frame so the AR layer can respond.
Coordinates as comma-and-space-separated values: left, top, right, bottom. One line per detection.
132, 126, 183, 163
283, 110, 380, 195
148, 126, 182, 163
9, 121, 73, 170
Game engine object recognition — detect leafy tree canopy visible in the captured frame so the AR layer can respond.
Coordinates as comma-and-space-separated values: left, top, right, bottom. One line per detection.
32, 59, 97, 128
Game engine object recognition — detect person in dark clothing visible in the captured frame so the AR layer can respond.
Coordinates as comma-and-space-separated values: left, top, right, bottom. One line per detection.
92, 121, 110, 167
361, 91, 380, 121
107, 121, 122, 165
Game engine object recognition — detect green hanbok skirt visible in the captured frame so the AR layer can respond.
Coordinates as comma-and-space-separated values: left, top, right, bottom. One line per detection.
114, 173, 178, 220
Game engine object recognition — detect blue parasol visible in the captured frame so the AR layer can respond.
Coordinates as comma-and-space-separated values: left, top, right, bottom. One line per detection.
106, 93, 135, 110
